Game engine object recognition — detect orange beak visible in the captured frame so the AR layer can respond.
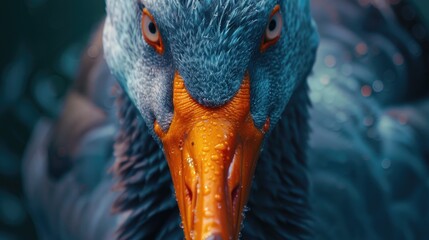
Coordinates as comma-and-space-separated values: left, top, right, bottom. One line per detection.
155, 72, 269, 240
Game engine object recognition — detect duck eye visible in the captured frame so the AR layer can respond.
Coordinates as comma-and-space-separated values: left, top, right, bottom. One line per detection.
141, 9, 164, 54
261, 5, 283, 52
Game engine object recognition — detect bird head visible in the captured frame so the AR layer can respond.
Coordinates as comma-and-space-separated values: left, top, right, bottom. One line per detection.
104, 0, 318, 239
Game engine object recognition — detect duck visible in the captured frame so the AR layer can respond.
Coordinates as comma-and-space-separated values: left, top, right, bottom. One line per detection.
23, 0, 429, 239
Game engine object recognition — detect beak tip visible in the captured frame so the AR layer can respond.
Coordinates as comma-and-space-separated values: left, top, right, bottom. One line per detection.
205, 234, 224, 240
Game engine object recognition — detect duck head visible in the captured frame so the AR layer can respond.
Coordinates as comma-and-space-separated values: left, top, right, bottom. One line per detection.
104, 0, 318, 239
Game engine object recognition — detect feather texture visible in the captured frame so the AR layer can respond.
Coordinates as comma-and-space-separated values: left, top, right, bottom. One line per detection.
23, 0, 429, 239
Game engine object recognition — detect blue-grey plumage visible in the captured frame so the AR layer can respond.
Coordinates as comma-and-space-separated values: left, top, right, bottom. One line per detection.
23, 0, 429, 239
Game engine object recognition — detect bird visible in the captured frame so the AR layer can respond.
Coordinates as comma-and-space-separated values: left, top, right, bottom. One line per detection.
22, 0, 429, 239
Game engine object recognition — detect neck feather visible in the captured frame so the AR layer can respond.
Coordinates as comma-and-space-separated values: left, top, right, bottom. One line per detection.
243, 81, 312, 239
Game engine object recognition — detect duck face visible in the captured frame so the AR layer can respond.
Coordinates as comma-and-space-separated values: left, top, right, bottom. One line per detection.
104, 0, 318, 239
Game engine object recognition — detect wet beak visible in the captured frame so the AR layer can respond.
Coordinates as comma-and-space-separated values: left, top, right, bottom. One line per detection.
155, 72, 269, 240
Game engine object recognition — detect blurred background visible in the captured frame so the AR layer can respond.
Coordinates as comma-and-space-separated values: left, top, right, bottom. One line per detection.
0, 0, 104, 239
0, 0, 427, 239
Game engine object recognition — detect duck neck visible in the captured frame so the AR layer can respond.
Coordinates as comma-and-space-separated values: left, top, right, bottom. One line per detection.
243, 81, 312, 239
112, 87, 182, 239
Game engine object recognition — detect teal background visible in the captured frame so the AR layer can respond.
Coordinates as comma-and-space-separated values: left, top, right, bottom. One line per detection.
0, 1, 105, 239
0, 0, 427, 239
414, 0, 429, 25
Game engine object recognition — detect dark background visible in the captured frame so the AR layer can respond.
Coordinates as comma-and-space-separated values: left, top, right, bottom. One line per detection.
0, 0, 104, 239
0, 0, 427, 239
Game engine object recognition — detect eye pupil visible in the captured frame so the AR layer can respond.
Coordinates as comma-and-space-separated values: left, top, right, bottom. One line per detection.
148, 22, 157, 34
268, 19, 277, 31
260, 5, 282, 52
142, 9, 164, 54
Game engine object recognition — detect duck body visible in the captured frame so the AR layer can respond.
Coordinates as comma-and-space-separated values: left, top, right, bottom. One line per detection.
308, 1, 429, 239
23, 0, 429, 239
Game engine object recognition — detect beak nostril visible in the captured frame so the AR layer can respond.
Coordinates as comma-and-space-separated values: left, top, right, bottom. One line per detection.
231, 185, 240, 210
185, 183, 193, 204
205, 234, 223, 240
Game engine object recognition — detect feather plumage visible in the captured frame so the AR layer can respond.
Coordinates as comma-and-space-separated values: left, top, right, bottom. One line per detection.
23, 0, 429, 239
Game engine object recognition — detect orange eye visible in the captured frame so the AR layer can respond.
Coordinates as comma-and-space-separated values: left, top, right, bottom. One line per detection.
260, 5, 283, 52
141, 8, 164, 54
